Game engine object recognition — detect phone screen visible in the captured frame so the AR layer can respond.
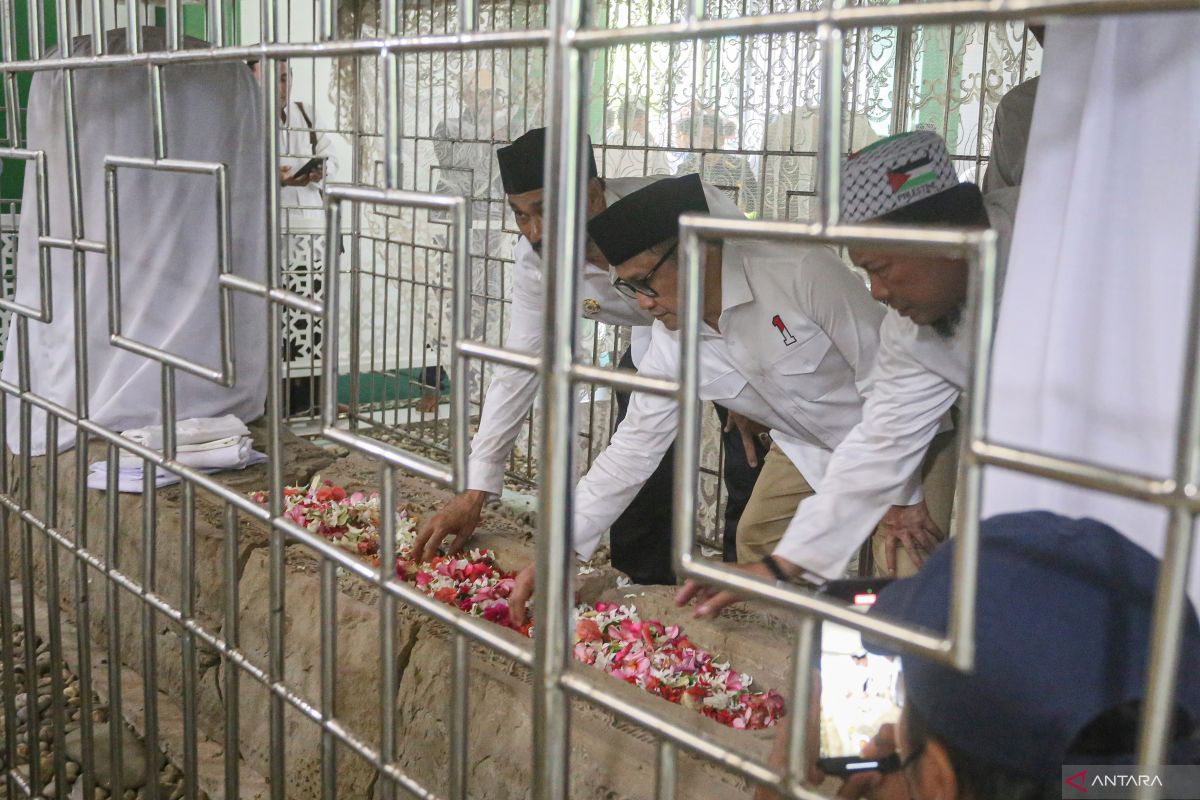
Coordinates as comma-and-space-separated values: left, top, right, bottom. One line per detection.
819, 616, 903, 768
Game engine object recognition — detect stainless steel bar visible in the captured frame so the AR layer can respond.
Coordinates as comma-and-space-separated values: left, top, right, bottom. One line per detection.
783, 616, 820, 794
383, 50, 400, 188
63, 67, 89, 432
322, 194, 342, 430
25, 0, 41, 60
71, 432, 96, 800
106, 334, 228, 385
455, 340, 540, 373
815, 15, 843, 227
140, 405, 161, 800
324, 183, 469, 210
655, 740, 677, 800
969, 441, 1179, 505
679, 213, 991, 254
320, 427, 454, 485
259, 13, 287, 793
165, 0, 182, 51
457, 0, 477, 32
37, 235, 107, 254
448, 633, 469, 800
223, 503, 240, 799
571, 362, 678, 398
535, 0, 589, 793
570, 0, 1200, 48
180, 478, 200, 800
52, 0, 70, 59
320, 556, 337, 800
104, 444, 125, 800
378, 465, 398, 800
208, 0, 226, 47
942, 234, 998, 671
17, 363, 40, 793
218, 273, 325, 316
103, 154, 224, 174
450, 193, 470, 495
124, 0, 140, 55
672, 226, 704, 579
0, 30, 554, 73
0, 401, 18, 798
36, 367, 59, 777
1133, 177, 1200, 798
88, 0, 102, 54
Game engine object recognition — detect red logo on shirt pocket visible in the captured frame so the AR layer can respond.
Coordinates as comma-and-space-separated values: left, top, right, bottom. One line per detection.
771, 315, 797, 346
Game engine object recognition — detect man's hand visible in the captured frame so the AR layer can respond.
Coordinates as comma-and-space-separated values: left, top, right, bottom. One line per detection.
875, 501, 945, 575
279, 164, 320, 187
724, 411, 769, 468
674, 557, 802, 619
835, 724, 912, 800
412, 490, 487, 562
508, 565, 536, 626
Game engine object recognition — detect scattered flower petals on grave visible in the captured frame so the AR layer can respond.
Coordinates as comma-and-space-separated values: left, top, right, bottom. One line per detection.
252, 478, 784, 729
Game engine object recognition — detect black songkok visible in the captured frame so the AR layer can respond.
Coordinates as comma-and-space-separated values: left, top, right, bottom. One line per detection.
496, 127, 598, 195
587, 173, 709, 266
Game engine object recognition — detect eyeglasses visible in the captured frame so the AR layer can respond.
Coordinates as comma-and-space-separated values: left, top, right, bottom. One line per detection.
611, 242, 678, 299
899, 740, 926, 772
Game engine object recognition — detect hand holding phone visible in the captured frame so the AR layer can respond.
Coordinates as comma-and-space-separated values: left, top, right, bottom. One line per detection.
288, 156, 326, 184
828, 724, 913, 800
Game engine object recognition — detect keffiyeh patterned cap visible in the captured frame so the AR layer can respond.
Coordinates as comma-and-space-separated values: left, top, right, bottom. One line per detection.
840, 131, 961, 222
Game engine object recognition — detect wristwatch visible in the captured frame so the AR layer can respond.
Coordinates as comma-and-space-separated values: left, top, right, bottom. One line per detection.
761, 555, 791, 585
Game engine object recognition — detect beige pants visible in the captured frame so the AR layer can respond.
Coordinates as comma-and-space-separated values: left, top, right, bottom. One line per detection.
735, 424, 960, 577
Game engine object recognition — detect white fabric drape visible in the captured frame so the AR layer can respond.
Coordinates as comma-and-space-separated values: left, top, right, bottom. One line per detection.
982, 13, 1200, 610
1, 29, 268, 455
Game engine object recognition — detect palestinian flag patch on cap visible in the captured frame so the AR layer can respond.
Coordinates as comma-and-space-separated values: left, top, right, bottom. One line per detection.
840, 131, 961, 222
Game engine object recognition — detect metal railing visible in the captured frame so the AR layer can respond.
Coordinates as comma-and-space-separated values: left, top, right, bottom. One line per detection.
0, 1, 1192, 799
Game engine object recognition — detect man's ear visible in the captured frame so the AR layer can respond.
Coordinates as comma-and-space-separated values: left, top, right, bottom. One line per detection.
585, 177, 607, 218
911, 737, 960, 800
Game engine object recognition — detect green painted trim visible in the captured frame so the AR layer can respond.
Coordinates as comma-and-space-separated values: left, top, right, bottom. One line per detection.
1, 0, 59, 201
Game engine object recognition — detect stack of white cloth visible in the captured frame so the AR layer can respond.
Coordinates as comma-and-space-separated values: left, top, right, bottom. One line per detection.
87, 415, 267, 492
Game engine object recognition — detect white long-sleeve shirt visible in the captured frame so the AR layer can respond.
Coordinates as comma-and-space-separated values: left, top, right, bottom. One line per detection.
465, 177, 743, 495
773, 191, 1018, 579
280, 100, 338, 229
572, 239, 890, 559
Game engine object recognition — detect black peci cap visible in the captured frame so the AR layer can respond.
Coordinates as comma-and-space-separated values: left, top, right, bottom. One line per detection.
586, 173, 710, 266
496, 127, 598, 195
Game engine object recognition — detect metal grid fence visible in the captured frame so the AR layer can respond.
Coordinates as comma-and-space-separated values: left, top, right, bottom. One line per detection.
0, 1, 1192, 800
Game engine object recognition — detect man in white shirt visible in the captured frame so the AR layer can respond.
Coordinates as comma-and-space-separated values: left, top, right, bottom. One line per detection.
679, 131, 1019, 618
507, 173, 947, 624
413, 129, 757, 583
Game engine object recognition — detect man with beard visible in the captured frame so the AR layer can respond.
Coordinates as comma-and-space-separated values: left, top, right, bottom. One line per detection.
679, 131, 1020, 617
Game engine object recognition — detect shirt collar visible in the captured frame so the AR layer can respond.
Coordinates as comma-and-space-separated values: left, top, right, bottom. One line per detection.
720, 242, 754, 315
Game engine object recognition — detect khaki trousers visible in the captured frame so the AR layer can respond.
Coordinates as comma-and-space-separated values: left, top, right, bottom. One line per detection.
735, 424, 960, 578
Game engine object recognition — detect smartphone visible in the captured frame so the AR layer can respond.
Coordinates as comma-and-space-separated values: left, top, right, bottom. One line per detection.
817, 753, 901, 777
818, 577, 894, 607
818, 611, 903, 776
291, 156, 326, 180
